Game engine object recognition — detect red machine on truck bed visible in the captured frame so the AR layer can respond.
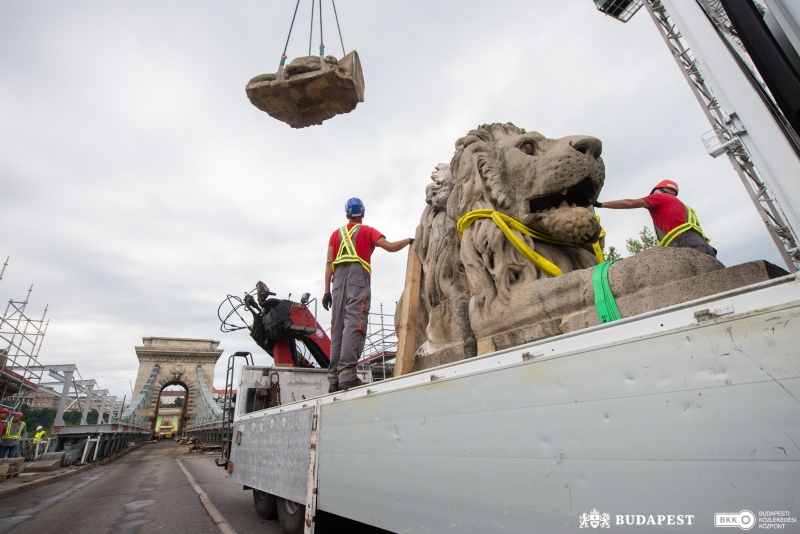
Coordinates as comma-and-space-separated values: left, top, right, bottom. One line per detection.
219, 281, 331, 369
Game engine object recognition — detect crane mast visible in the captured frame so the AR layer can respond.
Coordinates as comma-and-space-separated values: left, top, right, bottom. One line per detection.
596, 0, 800, 271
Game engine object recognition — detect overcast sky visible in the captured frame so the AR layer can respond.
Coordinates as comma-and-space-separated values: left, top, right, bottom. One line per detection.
0, 1, 784, 403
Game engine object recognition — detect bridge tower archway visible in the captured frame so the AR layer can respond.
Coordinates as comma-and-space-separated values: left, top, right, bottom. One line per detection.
130, 337, 223, 429
153, 381, 189, 433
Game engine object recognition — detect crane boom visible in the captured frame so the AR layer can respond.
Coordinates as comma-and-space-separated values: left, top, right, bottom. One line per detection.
597, 0, 800, 271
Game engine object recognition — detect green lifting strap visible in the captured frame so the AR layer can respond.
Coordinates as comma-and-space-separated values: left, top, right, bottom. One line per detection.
592, 260, 622, 324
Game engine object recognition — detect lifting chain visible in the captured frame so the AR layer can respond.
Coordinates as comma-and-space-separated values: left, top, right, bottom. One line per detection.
281, 0, 347, 61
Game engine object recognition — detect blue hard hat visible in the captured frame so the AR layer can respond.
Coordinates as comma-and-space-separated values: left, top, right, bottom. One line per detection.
345, 197, 365, 218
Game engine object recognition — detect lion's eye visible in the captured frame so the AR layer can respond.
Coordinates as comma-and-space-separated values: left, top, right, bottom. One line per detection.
519, 142, 535, 155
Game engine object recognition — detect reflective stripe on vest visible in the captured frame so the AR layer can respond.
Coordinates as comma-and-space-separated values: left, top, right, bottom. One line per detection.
33, 430, 46, 443
656, 203, 710, 248
332, 225, 372, 274
3, 421, 25, 440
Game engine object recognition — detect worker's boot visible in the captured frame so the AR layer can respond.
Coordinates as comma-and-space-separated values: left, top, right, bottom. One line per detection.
327, 370, 340, 393
339, 377, 368, 390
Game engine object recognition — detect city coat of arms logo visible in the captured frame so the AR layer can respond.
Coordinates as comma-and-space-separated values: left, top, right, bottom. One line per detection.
580, 508, 612, 529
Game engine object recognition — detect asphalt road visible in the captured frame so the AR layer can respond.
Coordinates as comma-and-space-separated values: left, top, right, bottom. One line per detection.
0, 441, 282, 534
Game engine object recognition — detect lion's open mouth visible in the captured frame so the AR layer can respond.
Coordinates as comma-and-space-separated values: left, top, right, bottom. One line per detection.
528, 176, 596, 214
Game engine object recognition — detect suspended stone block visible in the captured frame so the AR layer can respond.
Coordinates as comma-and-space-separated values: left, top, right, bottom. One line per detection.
246, 51, 365, 129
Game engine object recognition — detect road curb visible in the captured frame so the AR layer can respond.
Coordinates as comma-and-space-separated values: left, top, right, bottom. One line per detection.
0, 441, 151, 501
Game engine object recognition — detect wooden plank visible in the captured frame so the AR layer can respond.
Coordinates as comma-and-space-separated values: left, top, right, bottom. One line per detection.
476, 337, 495, 356
394, 245, 422, 377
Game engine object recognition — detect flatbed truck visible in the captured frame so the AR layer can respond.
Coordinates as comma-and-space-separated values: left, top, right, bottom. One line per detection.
228, 272, 800, 533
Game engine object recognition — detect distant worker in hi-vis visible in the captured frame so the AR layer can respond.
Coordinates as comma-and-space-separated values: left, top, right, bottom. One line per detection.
594, 179, 717, 257
33, 426, 46, 445
323, 197, 413, 393
0, 411, 27, 458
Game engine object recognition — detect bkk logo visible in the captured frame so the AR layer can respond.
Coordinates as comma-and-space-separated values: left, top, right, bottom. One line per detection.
714, 510, 756, 530
714, 510, 797, 529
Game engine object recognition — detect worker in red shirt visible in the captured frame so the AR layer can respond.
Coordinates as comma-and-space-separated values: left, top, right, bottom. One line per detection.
594, 180, 716, 257
322, 197, 413, 392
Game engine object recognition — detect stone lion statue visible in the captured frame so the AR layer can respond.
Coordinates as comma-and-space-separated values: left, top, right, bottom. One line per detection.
411, 122, 606, 365
451, 123, 605, 307
405, 122, 780, 371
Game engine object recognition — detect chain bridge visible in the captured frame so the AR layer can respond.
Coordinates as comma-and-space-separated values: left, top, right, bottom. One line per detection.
124, 337, 225, 441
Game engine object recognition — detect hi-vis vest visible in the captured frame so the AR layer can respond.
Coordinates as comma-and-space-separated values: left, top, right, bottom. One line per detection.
3, 421, 25, 440
33, 430, 46, 444
332, 224, 371, 274
655, 202, 710, 248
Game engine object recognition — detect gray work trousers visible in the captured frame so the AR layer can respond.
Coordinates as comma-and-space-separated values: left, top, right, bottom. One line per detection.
667, 229, 717, 257
328, 262, 371, 386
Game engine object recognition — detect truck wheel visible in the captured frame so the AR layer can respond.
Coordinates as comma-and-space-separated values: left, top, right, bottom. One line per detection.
253, 489, 277, 519
277, 497, 305, 534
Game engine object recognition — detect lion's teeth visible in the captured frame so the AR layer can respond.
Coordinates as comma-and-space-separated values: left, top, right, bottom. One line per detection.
560, 188, 569, 195
559, 199, 569, 209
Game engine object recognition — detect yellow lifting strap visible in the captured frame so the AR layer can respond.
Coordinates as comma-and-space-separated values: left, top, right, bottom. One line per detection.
456, 209, 607, 278
658, 204, 710, 248
332, 224, 372, 274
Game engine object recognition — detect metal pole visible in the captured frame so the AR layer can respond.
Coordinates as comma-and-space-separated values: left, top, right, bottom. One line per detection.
54, 369, 73, 427
93, 434, 103, 461
97, 393, 109, 424
80, 437, 92, 464
80, 382, 94, 424
380, 303, 386, 378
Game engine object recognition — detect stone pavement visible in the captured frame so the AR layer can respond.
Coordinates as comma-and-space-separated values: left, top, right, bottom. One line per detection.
0, 440, 151, 501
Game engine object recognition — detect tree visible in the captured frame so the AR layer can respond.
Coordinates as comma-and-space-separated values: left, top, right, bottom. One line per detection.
19, 405, 56, 430
625, 226, 658, 256
62, 409, 99, 425
18, 406, 103, 429
603, 246, 622, 261
174, 397, 183, 408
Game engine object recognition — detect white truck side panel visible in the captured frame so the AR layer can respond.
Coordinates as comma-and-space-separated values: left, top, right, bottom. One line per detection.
316, 296, 800, 532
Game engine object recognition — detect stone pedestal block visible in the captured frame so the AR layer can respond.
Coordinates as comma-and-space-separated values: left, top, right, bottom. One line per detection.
413, 248, 788, 371
24, 460, 62, 473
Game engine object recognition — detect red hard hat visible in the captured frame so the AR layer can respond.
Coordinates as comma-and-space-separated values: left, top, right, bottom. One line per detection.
13, 412, 22, 417
0, 408, 8, 413
651, 180, 679, 195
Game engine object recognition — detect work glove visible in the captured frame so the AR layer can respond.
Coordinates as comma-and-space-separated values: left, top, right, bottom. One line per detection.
593, 201, 603, 208
322, 292, 332, 311
409, 238, 415, 245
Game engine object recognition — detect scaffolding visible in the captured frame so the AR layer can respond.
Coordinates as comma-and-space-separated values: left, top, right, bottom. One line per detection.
357, 302, 398, 381
0, 257, 49, 409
